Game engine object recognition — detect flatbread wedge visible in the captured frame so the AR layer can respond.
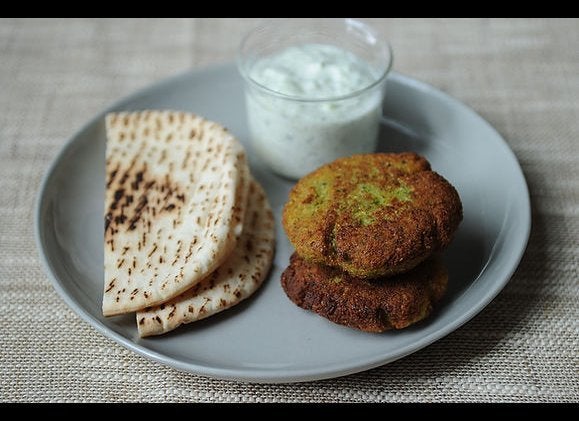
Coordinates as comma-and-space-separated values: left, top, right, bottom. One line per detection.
137, 179, 275, 337
103, 111, 249, 316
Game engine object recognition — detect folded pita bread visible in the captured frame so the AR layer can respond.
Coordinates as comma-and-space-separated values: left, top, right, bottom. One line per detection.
103, 111, 249, 316
137, 179, 275, 337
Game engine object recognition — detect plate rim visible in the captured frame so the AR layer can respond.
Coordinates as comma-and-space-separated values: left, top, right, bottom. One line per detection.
34, 63, 531, 383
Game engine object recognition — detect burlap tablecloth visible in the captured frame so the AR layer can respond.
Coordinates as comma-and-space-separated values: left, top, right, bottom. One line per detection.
1, 18, 577, 402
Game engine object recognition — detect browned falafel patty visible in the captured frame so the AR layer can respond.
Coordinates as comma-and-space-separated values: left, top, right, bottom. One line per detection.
282, 152, 462, 278
281, 253, 448, 332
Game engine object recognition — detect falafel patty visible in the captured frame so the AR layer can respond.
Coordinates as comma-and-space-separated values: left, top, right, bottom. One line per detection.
282, 152, 462, 278
281, 253, 448, 332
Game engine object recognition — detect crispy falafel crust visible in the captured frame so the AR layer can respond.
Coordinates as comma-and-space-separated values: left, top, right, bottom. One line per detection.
282, 152, 463, 278
281, 253, 448, 332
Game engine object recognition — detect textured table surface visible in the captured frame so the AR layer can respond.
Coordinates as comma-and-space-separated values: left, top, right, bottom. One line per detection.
1, 18, 577, 402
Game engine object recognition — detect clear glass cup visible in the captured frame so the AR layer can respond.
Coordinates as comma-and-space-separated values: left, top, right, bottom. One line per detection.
237, 18, 393, 180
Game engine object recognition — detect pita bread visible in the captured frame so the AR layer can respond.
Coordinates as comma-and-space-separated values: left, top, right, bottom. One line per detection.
103, 111, 249, 316
136, 179, 275, 337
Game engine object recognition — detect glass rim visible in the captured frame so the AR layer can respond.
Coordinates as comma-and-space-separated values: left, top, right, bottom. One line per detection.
237, 18, 394, 103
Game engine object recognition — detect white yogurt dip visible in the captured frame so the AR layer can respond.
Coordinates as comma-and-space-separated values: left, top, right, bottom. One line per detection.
243, 43, 385, 179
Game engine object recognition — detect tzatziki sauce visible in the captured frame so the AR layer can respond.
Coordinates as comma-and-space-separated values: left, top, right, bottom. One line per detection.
244, 43, 385, 179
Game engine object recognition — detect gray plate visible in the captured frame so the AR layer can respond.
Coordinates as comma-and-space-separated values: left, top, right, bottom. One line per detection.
35, 64, 531, 383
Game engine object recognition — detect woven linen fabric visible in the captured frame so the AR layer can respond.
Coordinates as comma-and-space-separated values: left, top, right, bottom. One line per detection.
0, 18, 577, 403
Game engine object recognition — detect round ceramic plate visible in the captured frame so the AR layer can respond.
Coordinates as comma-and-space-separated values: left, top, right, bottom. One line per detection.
35, 64, 531, 383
